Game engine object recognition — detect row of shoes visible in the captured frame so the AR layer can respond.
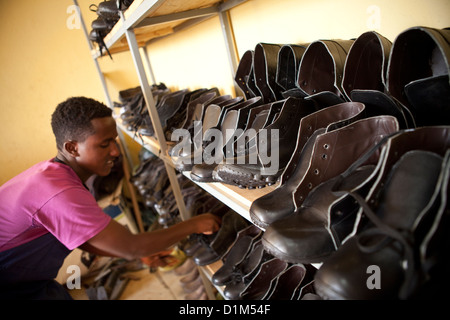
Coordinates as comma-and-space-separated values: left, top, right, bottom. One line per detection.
211, 224, 320, 300
180, 214, 322, 300
130, 148, 233, 228
235, 26, 449, 128
174, 259, 209, 300
88, 0, 134, 58
173, 26, 450, 190
182, 211, 250, 266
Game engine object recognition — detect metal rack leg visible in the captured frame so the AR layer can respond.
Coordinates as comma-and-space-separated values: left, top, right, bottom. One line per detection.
124, 27, 189, 222
218, 9, 240, 97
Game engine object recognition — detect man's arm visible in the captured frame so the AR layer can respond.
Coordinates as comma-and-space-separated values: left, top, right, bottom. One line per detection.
79, 213, 221, 260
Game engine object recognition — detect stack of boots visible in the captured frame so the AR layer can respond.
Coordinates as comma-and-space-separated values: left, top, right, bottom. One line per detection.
387, 26, 450, 126
239, 258, 288, 300
261, 115, 400, 264
189, 97, 264, 181
157, 89, 190, 129
212, 225, 263, 286
173, 96, 248, 172
212, 96, 316, 189
168, 90, 219, 158
249, 101, 365, 228
138, 89, 189, 137
223, 239, 274, 300
314, 147, 450, 300
297, 39, 355, 108
164, 88, 209, 140
88, 0, 121, 58
262, 263, 317, 300
263, 126, 450, 266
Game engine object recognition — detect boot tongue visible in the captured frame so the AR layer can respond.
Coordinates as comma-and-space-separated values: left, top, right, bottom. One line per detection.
376, 150, 443, 230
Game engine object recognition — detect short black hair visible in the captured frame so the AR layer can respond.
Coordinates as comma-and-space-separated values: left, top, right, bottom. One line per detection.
51, 97, 112, 151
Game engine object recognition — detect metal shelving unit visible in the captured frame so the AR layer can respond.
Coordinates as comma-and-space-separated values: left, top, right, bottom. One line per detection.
75, 0, 247, 222
75, 0, 253, 299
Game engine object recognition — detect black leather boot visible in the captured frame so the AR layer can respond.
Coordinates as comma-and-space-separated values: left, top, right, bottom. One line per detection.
249, 101, 365, 228
212, 225, 262, 286
193, 211, 249, 266
261, 116, 400, 263
239, 258, 288, 300
276, 44, 308, 93
212, 97, 315, 189
223, 239, 273, 300
314, 148, 449, 299
387, 26, 450, 126
341, 31, 392, 101
263, 126, 450, 265
297, 39, 354, 108
253, 43, 283, 103
235, 50, 257, 99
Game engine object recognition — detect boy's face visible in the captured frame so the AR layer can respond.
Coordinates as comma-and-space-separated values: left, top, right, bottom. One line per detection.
75, 116, 120, 177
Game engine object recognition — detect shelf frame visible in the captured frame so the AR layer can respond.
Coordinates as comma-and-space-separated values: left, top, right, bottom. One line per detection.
75, 0, 247, 222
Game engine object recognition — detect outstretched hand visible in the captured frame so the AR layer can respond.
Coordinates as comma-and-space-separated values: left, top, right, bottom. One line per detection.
189, 213, 221, 235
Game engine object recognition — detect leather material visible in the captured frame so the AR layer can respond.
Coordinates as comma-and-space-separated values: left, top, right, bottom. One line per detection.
314, 150, 447, 299
212, 225, 262, 286
168, 90, 218, 157
276, 44, 308, 92
157, 89, 189, 128
213, 97, 316, 189
342, 31, 392, 101
235, 50, 257, 99
253, 43, 283, 103
223, 239, 273, 300
404, 74, 450, 126
351, 89, 415, 129
239, 258, 288, 300
189, 97, 264, 181
249, 102, 365, 228
261, 116, 400, 263
297, 39, 354, 102
387, 26, 450, 126
262, 263, 307, 300
264, 126, 450, 266
193, 211, 249, 266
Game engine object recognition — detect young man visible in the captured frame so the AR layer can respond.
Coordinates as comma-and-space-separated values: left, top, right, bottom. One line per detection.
0, 97, 221, 299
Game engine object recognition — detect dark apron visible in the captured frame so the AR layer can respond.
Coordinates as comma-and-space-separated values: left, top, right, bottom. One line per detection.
0, 232, 73, 300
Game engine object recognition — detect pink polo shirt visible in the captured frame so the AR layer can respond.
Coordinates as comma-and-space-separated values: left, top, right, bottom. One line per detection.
0, 158, 111, 252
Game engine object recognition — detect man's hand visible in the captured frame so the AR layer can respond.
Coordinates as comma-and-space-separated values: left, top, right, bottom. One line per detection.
189, 213, 221, 235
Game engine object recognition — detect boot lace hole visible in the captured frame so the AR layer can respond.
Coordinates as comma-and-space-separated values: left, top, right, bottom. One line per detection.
323, 144, 330, 149
322, 154, 327, 160
314, 169, 319, 175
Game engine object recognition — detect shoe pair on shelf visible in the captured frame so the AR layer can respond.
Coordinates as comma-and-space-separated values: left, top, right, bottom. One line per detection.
211, 224, 319, 300
88, 0, 134, 58
182, 211, 250, 267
